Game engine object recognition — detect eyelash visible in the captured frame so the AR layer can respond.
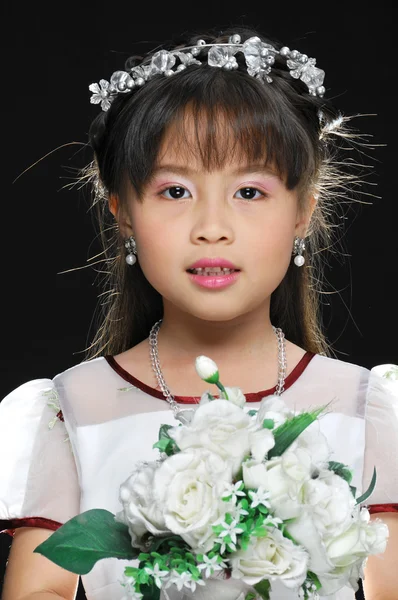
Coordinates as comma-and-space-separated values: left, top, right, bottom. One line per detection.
157, 185, 268, 201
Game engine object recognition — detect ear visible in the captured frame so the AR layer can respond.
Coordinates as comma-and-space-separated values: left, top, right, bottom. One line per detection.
108, 194, 120, 219
295, 194, 318, 237
108, 194, 134, 237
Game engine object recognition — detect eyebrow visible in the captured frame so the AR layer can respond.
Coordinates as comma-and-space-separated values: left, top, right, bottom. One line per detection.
151, 164, 278, 177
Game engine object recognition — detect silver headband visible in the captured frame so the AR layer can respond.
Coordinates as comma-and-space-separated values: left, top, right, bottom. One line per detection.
89, 34, 326, 112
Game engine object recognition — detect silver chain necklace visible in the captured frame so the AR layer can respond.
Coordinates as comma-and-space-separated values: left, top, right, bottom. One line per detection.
149, 319, 287, 418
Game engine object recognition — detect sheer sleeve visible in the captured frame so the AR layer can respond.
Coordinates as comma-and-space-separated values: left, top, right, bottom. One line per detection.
0, 378, 80, 537
362, 364, 398, 513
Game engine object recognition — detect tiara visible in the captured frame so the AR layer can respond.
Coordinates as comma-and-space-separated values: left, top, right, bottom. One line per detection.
89, 34, 326, 112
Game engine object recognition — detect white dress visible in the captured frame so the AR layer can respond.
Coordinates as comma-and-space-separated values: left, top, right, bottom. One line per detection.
1, 352, 397, 600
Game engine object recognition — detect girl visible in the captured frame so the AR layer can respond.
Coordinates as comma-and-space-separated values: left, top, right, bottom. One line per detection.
0, 25, 397, 600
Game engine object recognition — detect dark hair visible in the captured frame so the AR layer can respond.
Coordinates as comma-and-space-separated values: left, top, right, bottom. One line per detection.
82, 25, 358, 359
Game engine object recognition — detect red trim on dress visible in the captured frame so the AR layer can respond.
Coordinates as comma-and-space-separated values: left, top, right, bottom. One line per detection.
368, 504, 398, 515
0, 517, 63, 538
104, 352, 316, 404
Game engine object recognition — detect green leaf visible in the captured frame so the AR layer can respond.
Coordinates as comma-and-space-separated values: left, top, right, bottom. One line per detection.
307, 571, 322, 591
149, 535, 185, 554
245, 593, 257, 600
153, 424, 180, 456
268, 407, 326, 458
141, 579, 160, 600
33, 509, 137, 574
328, 461, 353, 484
247, 409, 258, 417
254, 579, 271, 600
262, 419, 275, 429
356, 467, 377, 504
350, 485, 357, 498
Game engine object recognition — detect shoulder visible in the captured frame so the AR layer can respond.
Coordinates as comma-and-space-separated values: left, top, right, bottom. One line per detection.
298, 354, 370, 416
311, 354, 370, 377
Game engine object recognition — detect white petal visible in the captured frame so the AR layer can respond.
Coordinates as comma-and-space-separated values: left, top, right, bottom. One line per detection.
88, 83, 100, 93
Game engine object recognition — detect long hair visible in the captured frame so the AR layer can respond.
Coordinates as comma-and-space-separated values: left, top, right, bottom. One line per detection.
81, 25, 362, 360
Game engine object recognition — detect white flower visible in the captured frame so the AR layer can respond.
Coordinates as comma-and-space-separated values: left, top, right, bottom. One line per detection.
144, 563, 169, 588
325, 508, 389, 567
302, 470, 356, 538
242, 458, 305, 520
249, 428, 275, 462
217, 518, 244, 547
152, 448, 233, 550
166, 570, 205, 592
222, 480, 246, 504
89, 79, 112, 111
119, 573, 143, 600
263, 515, 283, 528
256, 395, 294, 428
291, 422, 331, 471
169, 400, 256, 476
197, 554, 227, 577
115, 462, 168, 549
199, 391, 213, 406
195, 356, 219, 382
248, 487, 271, 509
230, 528, 308, 588
223, 386, 246, 407
230, 502, 249, 522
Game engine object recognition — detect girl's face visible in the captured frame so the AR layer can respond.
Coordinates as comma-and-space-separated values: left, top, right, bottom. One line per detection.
118, 120, 313, 325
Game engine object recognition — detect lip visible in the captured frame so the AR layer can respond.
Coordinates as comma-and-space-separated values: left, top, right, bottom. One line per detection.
188, 257, 240, 270
187, 270, 241, 289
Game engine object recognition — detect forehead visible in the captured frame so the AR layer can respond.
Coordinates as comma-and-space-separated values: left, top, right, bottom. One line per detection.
154, 104, 272, 174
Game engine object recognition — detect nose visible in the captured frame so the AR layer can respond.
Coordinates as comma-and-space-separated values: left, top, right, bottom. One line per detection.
190, 195, 235, 244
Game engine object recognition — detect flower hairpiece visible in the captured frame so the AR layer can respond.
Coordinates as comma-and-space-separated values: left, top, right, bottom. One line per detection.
89, 34, 326, 111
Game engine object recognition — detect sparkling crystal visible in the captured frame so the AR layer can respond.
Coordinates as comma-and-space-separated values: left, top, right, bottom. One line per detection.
300, 65, 325, 89
208, 46, 237, 69
151, 50, 176, 74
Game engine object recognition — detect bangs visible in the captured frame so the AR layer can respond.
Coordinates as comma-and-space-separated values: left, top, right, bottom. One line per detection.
100, 64, 319, 200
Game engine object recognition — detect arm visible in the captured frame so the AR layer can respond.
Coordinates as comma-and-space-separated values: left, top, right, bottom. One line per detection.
362, 513, 398, 600
2, 527, 79, 600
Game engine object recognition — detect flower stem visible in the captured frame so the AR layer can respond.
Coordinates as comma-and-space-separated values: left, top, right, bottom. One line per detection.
215, 381, 229, 400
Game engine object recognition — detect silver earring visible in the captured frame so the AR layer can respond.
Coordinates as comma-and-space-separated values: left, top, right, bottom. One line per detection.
293, 236, 305, 267
124, 235, 137, 265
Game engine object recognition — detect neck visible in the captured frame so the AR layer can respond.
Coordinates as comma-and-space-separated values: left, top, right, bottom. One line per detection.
156, 308, 277, 368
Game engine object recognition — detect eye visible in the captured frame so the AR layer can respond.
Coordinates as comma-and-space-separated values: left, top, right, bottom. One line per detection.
159, 186, 191, 200
235, 187, 266, 201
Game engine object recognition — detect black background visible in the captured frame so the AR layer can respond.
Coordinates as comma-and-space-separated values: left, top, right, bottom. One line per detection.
0, 1, 395, 598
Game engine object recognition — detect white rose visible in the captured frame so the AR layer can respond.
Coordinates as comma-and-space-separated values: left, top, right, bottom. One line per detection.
152, 447, 233, 550
199, 386, 247, 408
292, 421, 331, 471
243, 454, 310, 520
242, 459, 268, 489
230, 528, 308, 588
223, 386, 246, 408
199, 391, 213, 406
116, 462, 168, 548
249, 428, 275, 462
325, 507, 389, 567
316, 558, 365, 596
169, 400, 256, 475
256, 396, 294, 429
302, 470, 356, 538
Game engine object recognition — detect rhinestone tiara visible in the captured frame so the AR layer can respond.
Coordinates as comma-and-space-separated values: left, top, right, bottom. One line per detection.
89, 33, 326, 112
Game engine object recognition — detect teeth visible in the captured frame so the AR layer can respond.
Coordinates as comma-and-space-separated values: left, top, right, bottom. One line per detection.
190, 267, 237, 275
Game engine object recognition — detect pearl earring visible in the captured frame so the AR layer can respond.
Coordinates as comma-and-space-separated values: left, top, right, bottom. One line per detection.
293, 236, 305, 267
124, 235, 137, 265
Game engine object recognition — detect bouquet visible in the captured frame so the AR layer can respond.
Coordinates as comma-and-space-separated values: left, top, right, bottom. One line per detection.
35, 356, 388, 600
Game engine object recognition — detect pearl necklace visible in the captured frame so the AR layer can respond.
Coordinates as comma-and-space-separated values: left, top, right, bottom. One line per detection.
148, 319, 287, 419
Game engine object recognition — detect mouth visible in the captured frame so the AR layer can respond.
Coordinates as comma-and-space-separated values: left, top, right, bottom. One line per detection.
186, 268, 241, 276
